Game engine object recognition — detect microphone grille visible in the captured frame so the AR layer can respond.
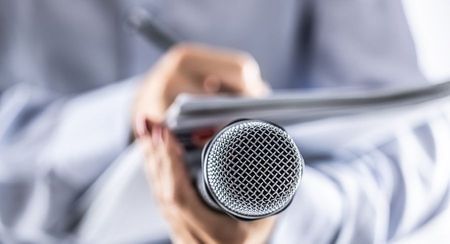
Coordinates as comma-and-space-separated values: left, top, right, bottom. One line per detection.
204, 120, 303, 219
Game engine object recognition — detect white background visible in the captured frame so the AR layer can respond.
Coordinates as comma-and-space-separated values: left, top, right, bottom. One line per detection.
403, 0, 450, 82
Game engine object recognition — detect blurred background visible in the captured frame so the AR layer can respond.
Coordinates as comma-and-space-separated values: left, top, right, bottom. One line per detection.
0, 0, 450, 243
403, 0, 450, 82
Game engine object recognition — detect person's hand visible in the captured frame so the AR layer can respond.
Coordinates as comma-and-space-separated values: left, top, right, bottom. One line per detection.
138, 122, 276, 244
135, 44, 274, 243
132, 43, 270, 133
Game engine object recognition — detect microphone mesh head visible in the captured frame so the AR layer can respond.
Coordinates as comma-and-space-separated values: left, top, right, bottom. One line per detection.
204, 120, 303, 219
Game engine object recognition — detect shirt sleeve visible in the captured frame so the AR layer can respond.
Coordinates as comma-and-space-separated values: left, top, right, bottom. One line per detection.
0, 77, 139, 241
271, 1, 450, 241
271, 107, 450, 243
301, 0, 426, 89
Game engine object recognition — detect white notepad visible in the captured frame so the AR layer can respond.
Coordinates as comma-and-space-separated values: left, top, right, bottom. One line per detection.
166, 81, 450, 131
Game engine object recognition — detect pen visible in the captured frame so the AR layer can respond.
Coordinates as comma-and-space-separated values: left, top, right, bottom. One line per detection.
128, 9, 238, 95
128, 8, 179, 51
128, 8, 218, 149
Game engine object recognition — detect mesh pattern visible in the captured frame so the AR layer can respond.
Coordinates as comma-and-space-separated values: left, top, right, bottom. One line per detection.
205, 121, 303, 218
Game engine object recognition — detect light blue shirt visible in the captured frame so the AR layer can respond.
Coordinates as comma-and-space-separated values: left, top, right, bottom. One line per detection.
1, 0, 449, 243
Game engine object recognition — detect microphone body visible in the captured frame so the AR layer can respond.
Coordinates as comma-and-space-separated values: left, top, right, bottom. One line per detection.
196, 119, 304, 220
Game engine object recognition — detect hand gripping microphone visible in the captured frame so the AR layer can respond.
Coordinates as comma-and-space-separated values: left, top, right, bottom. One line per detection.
196, 119, 304, 220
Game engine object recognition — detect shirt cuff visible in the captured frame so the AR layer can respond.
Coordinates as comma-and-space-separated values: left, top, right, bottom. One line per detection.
39, 77, 140, 189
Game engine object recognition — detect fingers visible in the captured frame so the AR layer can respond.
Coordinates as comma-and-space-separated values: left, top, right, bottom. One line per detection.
139, 121, 199, 243
164, 209, 200, 244
132, 43, 271, 138
139, 120, 276, 243
203, 75, 222, 94
167, 43, 270, 97
141, 121, 186, 204
156, 128, 243, 241
139, 121, 236, 240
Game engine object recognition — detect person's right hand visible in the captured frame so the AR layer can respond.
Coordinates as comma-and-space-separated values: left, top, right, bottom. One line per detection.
132, 43, 270, 136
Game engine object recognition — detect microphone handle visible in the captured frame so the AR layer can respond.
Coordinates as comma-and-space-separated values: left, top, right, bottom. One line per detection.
184, 148, 221, 211
196, 171, 221, 211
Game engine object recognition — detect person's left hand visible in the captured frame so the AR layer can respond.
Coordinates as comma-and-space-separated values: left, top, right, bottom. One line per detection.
137, 121, 276, 244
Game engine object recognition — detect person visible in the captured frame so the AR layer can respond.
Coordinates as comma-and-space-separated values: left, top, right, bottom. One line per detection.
1, 0, 449, 243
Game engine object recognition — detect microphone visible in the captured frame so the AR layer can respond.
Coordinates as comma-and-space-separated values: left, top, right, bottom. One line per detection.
196, 119, 304, 220
130, 10, 304, 220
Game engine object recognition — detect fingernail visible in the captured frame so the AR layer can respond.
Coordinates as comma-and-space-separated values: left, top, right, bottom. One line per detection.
152, 124, 162, 145
135, 116, 150, 138
191, 127, 216, 148
161, 126, 168, 144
